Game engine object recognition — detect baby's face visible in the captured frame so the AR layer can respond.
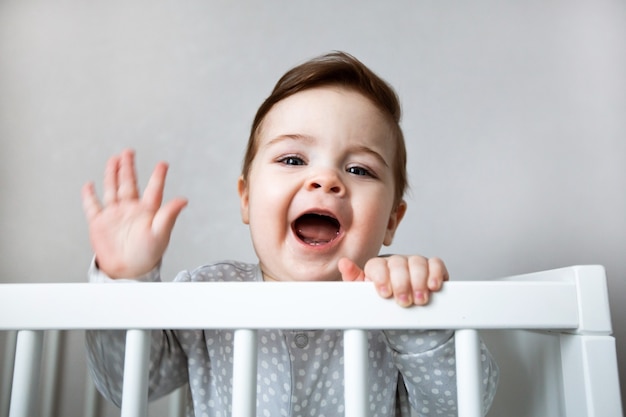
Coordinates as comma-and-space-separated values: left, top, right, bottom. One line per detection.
238, 86, 405, 282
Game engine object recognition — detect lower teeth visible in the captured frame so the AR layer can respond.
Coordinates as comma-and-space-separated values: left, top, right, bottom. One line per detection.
304, 239, 328, 245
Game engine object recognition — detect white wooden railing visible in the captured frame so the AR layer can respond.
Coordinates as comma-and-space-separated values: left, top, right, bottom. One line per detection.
0, 265, 622, 417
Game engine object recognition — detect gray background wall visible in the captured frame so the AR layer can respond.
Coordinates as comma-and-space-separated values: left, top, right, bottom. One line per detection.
0, 1, 624, 416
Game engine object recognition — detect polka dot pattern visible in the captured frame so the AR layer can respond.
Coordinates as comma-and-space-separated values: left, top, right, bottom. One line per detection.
86, 260, 499, 416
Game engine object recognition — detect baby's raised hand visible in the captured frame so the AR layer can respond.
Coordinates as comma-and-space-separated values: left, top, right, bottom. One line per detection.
81, 149, 187, 278
338, 255, 449, 307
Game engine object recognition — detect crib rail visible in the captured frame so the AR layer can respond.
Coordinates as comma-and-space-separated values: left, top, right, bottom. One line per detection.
0, 280, 580, 331
0, 265, 620, 417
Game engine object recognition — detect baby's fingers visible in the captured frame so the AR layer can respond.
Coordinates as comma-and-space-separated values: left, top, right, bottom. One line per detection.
117, 149, 140, 200
387, 256, 417, 307
408, 256, 430, 306
338, 258, 366, 282
103, 154, 120, 206
151, 197, 188, 241
426, 257, 449, 292
363, 257, 393, 299
365, 256, 450, 308
81, 182, 103, 222
142, 161, 170, 211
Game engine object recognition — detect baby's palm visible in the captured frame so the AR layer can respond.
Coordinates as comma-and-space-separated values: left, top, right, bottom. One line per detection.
82, 150, 187, 278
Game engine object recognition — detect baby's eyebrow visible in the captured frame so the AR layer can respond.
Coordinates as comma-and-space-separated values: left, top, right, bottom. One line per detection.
265, 134, 315, 148
350, 145, 390, 168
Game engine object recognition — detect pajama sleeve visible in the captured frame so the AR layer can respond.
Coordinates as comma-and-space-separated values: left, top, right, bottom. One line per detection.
384, 330, 499, 417
85, 261, 190, 407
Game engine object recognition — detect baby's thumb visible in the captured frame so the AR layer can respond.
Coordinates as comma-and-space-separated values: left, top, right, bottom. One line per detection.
152, 197, 188, 238
338, 258, 366, 282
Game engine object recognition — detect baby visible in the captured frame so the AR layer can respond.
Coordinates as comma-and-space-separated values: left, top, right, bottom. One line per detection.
82, 51, 498, 416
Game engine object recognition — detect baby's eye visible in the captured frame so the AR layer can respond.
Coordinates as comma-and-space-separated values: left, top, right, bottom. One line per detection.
278, 155, 306, 166
346, 166, 375, 178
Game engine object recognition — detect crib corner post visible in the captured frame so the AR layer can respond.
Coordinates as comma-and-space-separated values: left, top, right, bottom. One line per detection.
560, 333, 623, 417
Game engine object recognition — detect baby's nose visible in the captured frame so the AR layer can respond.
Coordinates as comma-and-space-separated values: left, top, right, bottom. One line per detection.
307, 171, 345, 195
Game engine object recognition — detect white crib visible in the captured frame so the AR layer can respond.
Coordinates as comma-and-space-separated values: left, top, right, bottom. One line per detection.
0, 265, 622, 417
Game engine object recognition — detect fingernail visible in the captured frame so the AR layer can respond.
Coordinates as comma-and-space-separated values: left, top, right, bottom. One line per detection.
378, 285, 391, 297
396, 293, 411, 306
414, 291, 428, 305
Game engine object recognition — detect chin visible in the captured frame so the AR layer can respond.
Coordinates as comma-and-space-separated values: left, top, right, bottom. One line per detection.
292, 265, 342, 282
265, 261, 341, 282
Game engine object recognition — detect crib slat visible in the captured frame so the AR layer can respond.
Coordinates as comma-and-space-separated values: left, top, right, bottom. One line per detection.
232, 329, 258, 417
8, 330, 43, 417
121, 330, 151, 417
1, 331, 17, 417
455, 329, 483, 417
41, 330, 62, 417
344, 329, 369, 417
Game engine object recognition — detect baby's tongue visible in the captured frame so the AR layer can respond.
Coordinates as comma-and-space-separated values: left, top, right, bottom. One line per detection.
295, 214, 339, 245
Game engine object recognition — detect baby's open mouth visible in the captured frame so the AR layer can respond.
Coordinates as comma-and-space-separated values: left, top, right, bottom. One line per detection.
293, 213, 341, 245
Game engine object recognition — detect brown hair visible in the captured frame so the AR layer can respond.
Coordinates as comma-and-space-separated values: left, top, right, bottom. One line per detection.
241, 51, 407, 207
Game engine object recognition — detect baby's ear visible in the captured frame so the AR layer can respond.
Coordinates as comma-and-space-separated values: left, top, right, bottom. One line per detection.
237, 176, 250, 224
383, 200, 407, 246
